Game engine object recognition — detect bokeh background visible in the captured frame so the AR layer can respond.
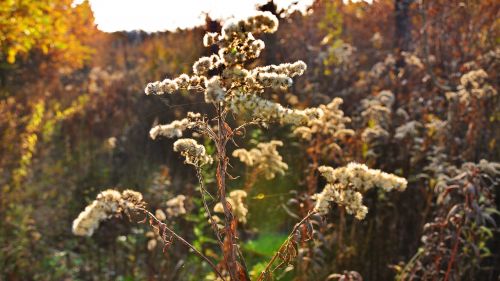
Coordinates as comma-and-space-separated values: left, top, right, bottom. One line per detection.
0, 0, 499, 280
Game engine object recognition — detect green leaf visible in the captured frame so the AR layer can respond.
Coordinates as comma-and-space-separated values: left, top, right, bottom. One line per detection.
243, 232, 287, 257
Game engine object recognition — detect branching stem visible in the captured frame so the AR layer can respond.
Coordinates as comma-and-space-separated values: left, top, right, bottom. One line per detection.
138, 208, 225, 280
256, 211, 317, 281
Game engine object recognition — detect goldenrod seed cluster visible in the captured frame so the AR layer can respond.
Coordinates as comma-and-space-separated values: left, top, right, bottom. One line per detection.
72, 189, 144, 236
173, 138, 213, 167
144, 11, 321, 130
232, 140, 288, 180
230, 94, 320, 126
313, 163, 407, 219
149, 112, 202, 140
221, 11, 278, 41
149, 119, 191, 139
446, 69, 497, 104
166, 194, 187, 218
360, 90, 394, 145
293, 97, 354, 141
214, 190, 248, 224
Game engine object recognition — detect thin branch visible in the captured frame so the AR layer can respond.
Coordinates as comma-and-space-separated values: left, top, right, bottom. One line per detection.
232, 120, 259, 139
196, 121, 218, 142
444, 212, 464, 281
195, 167, 224, 246
256, 211, 317, 281
236, 245, 251, 281
138, 208, 225, 281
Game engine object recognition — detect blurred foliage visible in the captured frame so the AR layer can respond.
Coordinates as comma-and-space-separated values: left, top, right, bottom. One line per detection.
0, 0, 96, 66
0, 0, 499, 280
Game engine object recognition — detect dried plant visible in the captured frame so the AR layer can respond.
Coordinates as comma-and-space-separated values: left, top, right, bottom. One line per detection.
397, 160, 499, 281
71, 11, 408, 281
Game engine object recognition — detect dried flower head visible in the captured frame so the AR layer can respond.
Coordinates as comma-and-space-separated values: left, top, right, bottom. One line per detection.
205, 76, 226, 103
149, 112, 202, 140
155, 209, 166, 221
72, 189, 145, 236
402, 52, 424, 69
214, 190, 248, 224
150, 119, 190, 140
359, 90, 395, 154
144, 11, 316, 137
173, 138, 213, 167
232, 140, 288, 180
203, 32, 220, 46
193, 55, 221, 75
313, 163, 407, 219
230, 93, 320, 126
294, 97, 354, 142
221, 11, 278, 40
166, 194, 187, 218
446, 69, 497, 104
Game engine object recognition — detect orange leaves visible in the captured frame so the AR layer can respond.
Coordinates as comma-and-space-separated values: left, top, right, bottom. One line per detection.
0, 0, 97, 67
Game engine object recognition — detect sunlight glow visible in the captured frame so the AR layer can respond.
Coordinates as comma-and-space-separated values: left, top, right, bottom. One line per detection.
74, 0, 314, 32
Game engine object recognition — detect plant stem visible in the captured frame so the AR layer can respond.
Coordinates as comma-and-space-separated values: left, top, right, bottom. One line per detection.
195, 167, 224, 247
215, 104, 240, 280
256, 211, 316, 281
139, 208, 225, 280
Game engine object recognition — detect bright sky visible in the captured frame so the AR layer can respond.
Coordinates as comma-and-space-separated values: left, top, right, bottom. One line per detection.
74, 0, 315, 32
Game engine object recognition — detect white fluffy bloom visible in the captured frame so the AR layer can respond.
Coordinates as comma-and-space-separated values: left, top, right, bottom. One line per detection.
360, 90, 394, 114
217, 32, 267, 64
144, 81, 159, 96
447, 69, 497, 104
149, 112, 202, 140
145, 74, 207, 95
249, 39, 265, 56
460, 69, 488, 89
221, 19, 242, 40
155, 209, 166, 221
293, 97, 354, 142
232, 140, 288, 180
193, 57, 212, 75
149, 118, 191, 139
193, 55, 221, 75
327, 42, 356, 64
173, 138, 213, 167
72, 189, 144, 236
361, 125, 390, 143
252, 60, 307, 78
255, 72, 293, 88
166, 195, 187, 217
293, 126, 313, 140
244, 11, 279, 34
203, 32, 219, 46
218, 47, 239, 65
205, 76, 226, 103
230, 94, 320, 126
313, 163, 407, 219
144, 12, 304, 129
402, 52, 424, 69
188, 75, 206, 90
174, 74, 190, 89
214, 190, 248, 224
313, 184, 367, 220
370, 32, 383, 48
221, 11, 278, 41
318, 163, 407, 192
162, 79, 179, 93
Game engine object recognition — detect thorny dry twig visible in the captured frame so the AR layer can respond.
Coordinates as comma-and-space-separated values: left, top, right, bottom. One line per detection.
137, 208, 226, 280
